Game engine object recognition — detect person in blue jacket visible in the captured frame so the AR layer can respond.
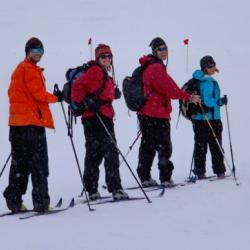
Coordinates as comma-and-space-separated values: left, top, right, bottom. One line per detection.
192, 55, 227, 179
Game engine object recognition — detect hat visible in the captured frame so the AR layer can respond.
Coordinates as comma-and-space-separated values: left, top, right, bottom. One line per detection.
200, 56, 216, 70
149, 37, 166, 52
25, 37, 44, 55
95, 44, 112, 59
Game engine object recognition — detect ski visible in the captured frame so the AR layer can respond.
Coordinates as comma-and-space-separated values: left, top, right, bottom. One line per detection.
185, 175, 218, 183
102, 184, 162, 192
209, 174, 232, 182
19, 197, 72, 220
157, 182, 196, 196
126, 185, 160, 191
186, 174, 232, 183
81, 195, 112, 204
126, 182, 188, 191
0, 198, 63, 218
90, 196, 145, 205
0, 209, 34, 218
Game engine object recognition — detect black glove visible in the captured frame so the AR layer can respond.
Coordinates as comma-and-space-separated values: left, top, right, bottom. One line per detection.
53, 89, 64, 102
84, 96, 100, 112
71, 102, 86, 116
115, 86, 122, 99
217, 95, 228, 106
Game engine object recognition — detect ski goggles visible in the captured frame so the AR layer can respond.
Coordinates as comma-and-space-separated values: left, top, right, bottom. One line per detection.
207, 64, 216, 69
30, 48, 44, 55
157, 46, 168, 52
99, 54, 112, 59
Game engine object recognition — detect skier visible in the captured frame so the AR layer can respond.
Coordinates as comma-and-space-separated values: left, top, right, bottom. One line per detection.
191, 56, 226, 179
71, 44, 128, 201
136, 37, 200, 187
3, 37, 63, 213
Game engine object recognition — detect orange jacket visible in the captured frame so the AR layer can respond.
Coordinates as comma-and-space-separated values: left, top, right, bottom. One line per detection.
8, 59, 57, 128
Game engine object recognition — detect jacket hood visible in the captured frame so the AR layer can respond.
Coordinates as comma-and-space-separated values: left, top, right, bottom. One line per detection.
139, 54, 160, 66
87, 60, 98, 66
192, 69, 215, 82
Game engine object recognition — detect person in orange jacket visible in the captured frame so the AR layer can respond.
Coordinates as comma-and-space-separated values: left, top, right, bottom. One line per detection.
3, 37, 63, 213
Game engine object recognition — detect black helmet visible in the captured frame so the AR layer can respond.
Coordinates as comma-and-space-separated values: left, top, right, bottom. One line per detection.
25, 37, 44, 55
149, 37, 166, 52
200, 56, 216, 70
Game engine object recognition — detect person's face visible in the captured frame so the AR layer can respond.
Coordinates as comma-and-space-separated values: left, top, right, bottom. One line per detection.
98, 54, 112, 70
156, 45, 168, 61
27, 48, 44, 64
204, 65, 217, 75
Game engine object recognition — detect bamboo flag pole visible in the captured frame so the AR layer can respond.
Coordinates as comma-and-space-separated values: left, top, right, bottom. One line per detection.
88, 37, 92, 60
183, 38, 189, 73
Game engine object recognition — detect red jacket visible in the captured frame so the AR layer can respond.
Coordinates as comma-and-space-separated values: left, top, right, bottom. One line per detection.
71, 61, 115, 119
138, 55, 191, 119
8, 59, 57, 128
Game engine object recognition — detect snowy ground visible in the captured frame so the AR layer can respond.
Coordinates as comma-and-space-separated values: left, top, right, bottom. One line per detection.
0, 0, 250, 250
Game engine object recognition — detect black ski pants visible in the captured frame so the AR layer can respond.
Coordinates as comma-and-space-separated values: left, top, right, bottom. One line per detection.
3, 126, 50, 211
137, 115, 174, 183
82, 115, 122, 194
192, 120, 226, 176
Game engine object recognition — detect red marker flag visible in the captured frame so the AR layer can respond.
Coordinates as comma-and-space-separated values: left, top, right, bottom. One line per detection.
183, 38, 189, 45
88, 37, 92, 45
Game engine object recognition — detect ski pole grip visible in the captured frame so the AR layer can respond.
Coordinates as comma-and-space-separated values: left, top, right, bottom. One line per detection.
54, 83, 59, 92
224, 95, 228, 106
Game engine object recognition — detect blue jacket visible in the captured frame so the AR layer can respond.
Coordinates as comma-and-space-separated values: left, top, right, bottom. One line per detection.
192, 70, 221, 120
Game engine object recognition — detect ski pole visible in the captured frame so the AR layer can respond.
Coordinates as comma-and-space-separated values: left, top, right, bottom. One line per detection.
188, 150, 194, 180
176, 109, 181, 129
54, 84, 94, 211
224, 97, 238, 184
199, 103, 239, 185
119, 130, 142, 167
0, 153, 11, 178
96, 113, 151, 203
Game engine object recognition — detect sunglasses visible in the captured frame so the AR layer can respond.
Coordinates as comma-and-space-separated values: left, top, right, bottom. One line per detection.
157, 46, 168, 52
30, 48, 44, 55
100, 54, 112, 59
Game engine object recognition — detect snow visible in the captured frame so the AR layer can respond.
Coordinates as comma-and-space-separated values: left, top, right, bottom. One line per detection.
0, 0, 250, 249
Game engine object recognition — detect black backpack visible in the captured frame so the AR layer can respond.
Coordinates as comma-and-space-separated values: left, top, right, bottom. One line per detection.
179, 78, 200, 120
122, 60, 156, 112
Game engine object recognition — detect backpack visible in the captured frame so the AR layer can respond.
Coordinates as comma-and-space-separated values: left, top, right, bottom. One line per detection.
63, 63, 109, 117
122, 60, 156, 112
179, 78, 200, 120
63, 63, 89, 105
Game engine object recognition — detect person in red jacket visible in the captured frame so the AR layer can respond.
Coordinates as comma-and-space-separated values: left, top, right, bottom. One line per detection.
71, 44, 128, 201
3, 37, 63, 213
137, 37, 200, 187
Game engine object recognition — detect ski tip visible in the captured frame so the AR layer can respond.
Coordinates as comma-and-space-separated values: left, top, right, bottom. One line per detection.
69, 198, 75, 207
158, 187, 165, 197
56, 197, 63, 208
